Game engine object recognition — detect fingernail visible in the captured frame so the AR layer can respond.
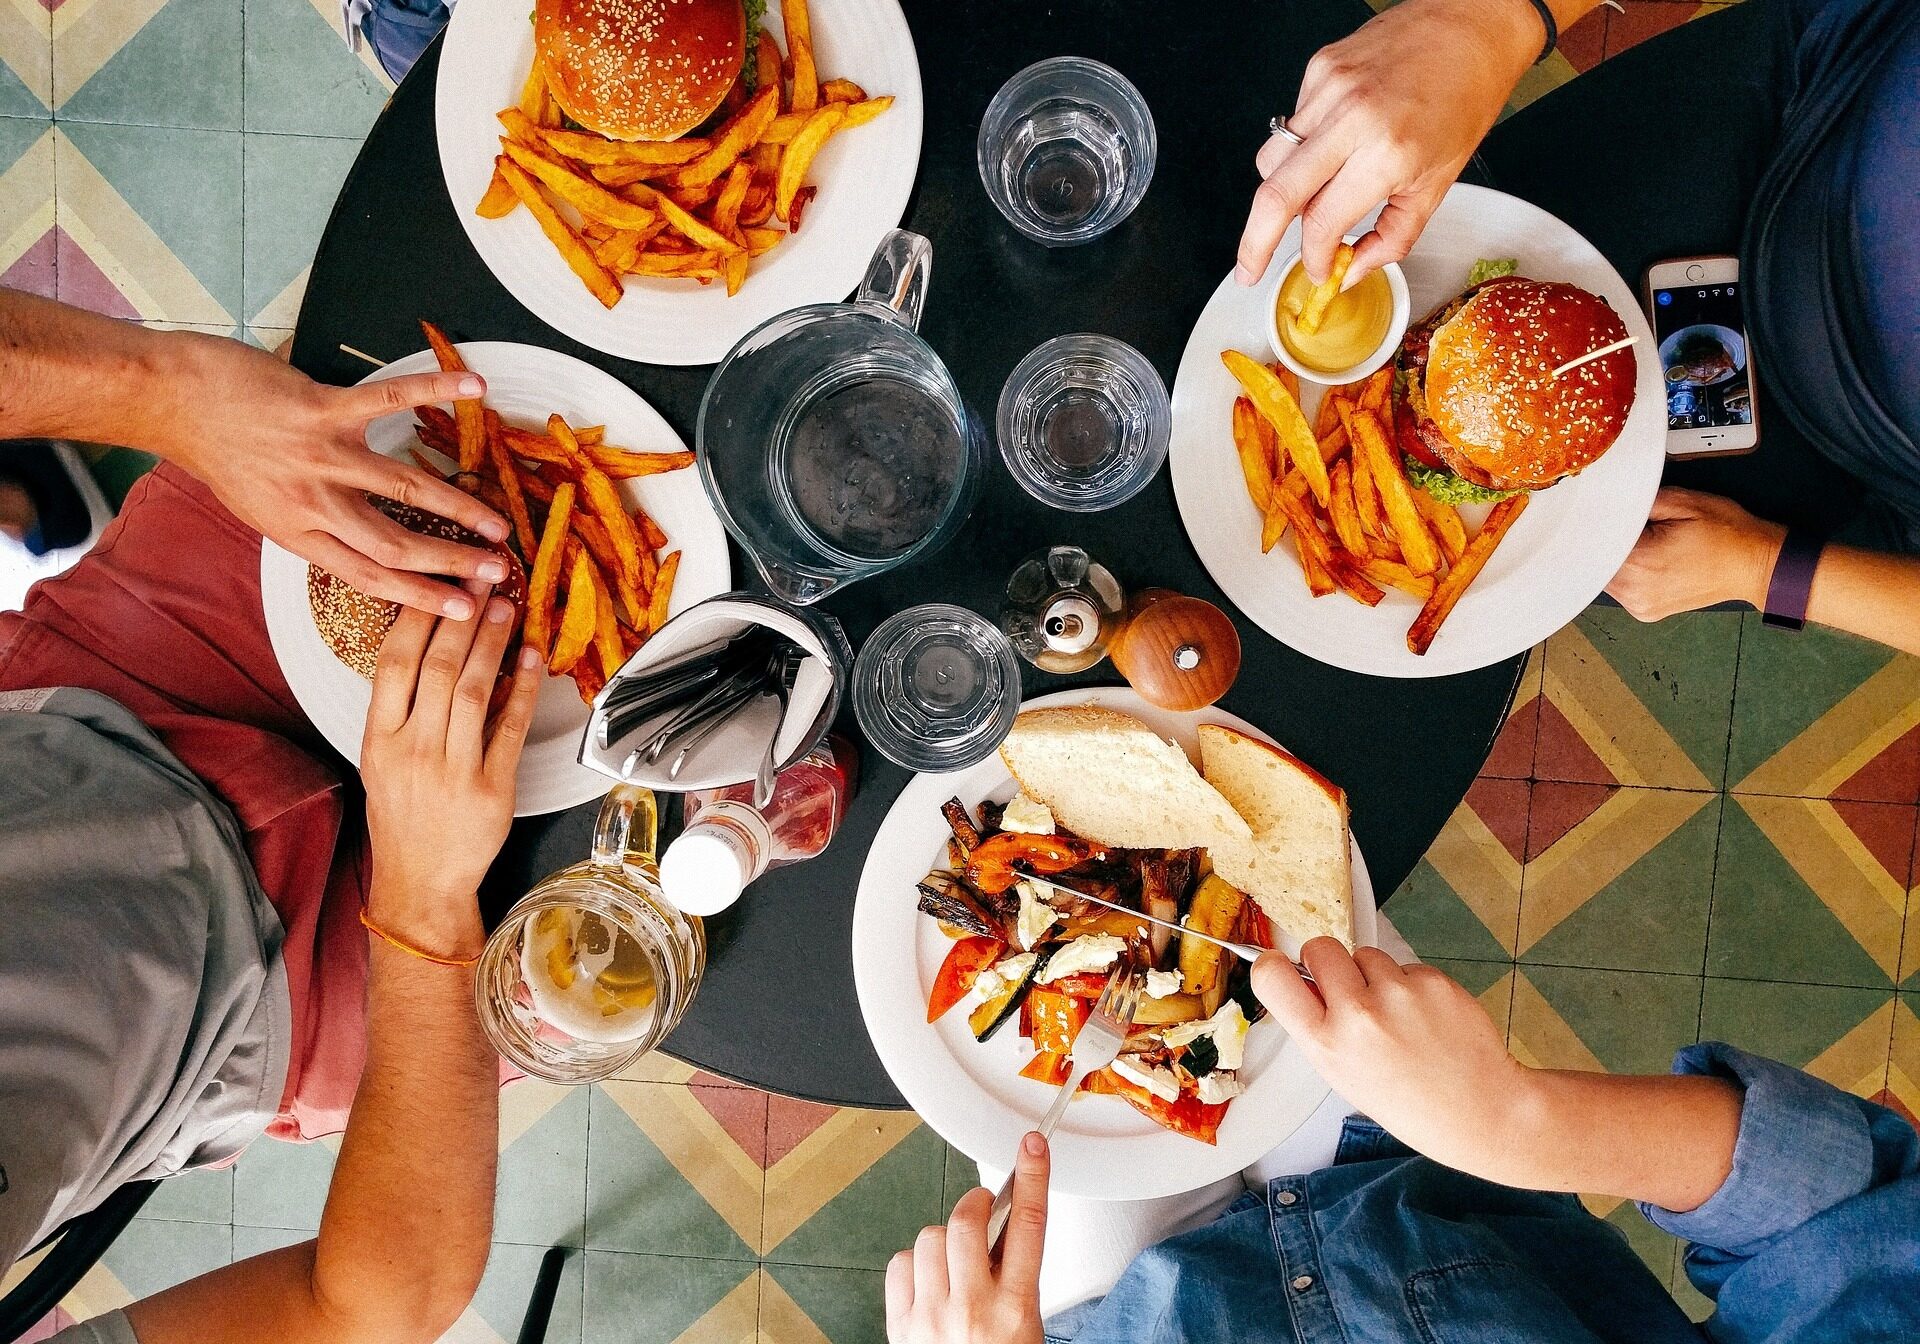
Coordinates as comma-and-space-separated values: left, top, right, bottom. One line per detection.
1233, 263, 1256, 287
519, 646, 544, 670
456, 375, 484, 398
1022, 1132, 1046, 1157
478, 516, 509, 542
486, 597, 512, 623
478, 559, 508, 583
443, 595, 474, 620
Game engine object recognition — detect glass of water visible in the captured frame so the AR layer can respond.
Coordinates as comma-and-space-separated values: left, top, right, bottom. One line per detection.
852, 605, 1022, 772
997, 333, 1171, 511
977, 57, 1157, 247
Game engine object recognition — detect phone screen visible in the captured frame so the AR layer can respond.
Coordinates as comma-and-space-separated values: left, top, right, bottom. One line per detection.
1651, 281, 1753, 431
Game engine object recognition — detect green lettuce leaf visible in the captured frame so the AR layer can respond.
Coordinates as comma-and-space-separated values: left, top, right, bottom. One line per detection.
1403, 457, 1519, 505
741, 0, 769, 88
1466, 258, 1518, 287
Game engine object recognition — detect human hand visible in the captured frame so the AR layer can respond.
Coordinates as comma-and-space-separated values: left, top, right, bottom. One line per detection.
158, 332, 510, 618
1254, 940, 1535, 1178
1606, 487, 1786, 620
1235, 0, 1541, 287
886, 1133, 1049, 1344
360, 592, 544, 959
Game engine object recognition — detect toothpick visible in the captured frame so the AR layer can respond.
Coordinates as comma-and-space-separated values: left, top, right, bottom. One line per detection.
1550, 335, 1637, 379
338, 343, 389, 368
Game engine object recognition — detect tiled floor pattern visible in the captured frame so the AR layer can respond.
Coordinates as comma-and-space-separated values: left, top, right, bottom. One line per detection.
14, 0, 1917, 1341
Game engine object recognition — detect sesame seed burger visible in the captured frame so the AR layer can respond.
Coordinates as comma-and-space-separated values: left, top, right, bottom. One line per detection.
307, 499, 528, 678
535, 0, 748, 142
1393, 271, 1635, 504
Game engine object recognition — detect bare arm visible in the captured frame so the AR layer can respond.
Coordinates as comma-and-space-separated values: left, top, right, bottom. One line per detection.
0, 287, 507, 614
1255, 941, 1742, 1213
1609, 487, 1920, 658
122, 596, 544, 1344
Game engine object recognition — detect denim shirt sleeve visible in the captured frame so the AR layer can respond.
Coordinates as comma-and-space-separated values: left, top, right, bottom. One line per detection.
1638, 1042, 1919, 1252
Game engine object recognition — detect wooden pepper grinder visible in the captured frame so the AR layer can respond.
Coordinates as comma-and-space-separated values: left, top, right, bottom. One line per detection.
1107, 588, 1242, 711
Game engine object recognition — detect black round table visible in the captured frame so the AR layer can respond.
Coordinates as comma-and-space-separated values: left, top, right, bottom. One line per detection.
291, 0, 1523, 1107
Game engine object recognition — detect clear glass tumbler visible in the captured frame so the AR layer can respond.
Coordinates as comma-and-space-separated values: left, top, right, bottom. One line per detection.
977, 57, 1157, 247
996, 333, 1170, 511
852, 605, 1022, 772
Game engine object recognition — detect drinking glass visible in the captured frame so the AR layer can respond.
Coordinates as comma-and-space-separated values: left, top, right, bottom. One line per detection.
475, 784, 705, 1083
996, 333, 1170, 511
852, 605, 1022, 772
977, 57, 1157, 247
698, 230, 988, 605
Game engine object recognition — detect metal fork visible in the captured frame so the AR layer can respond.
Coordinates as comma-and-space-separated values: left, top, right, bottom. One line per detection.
984, 961, 1143, 1252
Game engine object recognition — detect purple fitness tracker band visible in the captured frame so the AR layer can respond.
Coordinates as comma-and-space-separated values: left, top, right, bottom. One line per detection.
1762, 528, 1824, 631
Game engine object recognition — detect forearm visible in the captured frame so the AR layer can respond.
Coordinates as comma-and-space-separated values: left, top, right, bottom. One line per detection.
1803, 543, 1920, 657
1489, 1069, 1743, 1212
0, 288, 210, 460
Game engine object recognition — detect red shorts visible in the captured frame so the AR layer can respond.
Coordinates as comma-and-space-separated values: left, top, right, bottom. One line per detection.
0, 464, 369, 1140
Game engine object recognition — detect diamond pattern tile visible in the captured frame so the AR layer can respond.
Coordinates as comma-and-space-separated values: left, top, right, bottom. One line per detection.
1699, 979, 1894, 1101
242, 0, 391, 138
54, 0, 240, 130
0, 0, 52, 114
0, 116, 55, 297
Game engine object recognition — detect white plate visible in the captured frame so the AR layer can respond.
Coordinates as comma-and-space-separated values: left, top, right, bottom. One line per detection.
852, 686, 1379, 1202
436, 0, 925, 365
1169, 184, 1665, 678
261, 342, 732, 816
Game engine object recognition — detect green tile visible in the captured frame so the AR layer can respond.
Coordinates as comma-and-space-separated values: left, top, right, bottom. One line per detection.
241, 131, 361, 326
1564, 607, 1741, 788
1729, 613, 1915, 799
585, 1085, 759, 1261
246, 324, 295, 354
59, 121, 241, 324
1522, 793, 1721, 975
0, 118, 53, 298
1706, 798, 1895, 988
1603, 1201, 1676, 1288
232, 1135, 336, 1231
0, 114, 48, 173
141, 1165, 233, 1223
1426, 956, 1513, 997
1671, 1255, 1717, 1324
243, 0, 391, 138
582, 1250, 755, 1343
765, 1263, 888, 1344
1699, 978, 1891, 1073
56, 0, 240, 131
472, 1244, 584, 1344
101, 1219, 230, 1299
232, 1224, 309, 1259
1391, 859, 1517, 962
0, 46, 48, 117
496, 1084, 589, 1249
942, 1142, 979, 1220
1519, 966, 1702, 1076
764, 1122, 945, 1271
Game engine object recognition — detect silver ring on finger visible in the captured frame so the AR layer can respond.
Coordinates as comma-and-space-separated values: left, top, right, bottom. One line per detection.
1269, 114, 1306, 146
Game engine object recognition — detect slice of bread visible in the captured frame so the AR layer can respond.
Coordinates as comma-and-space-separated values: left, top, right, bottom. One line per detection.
1198, 725, 1354, 949
997, 707, 1253, 852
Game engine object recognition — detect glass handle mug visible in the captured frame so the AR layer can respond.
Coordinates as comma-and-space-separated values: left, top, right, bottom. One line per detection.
696, 229, 987, 606
475, 782, 706, 1084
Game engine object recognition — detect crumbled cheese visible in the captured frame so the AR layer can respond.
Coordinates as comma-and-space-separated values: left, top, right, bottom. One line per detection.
1035, 934, 1126, 983
1195, 1071, 1246, 1105
972, 952, 1036, 1002
1111, 1053, 1181, 1102
1162, 1002, 1250, 1071
1144, 969, 1184, 999
1000, 794, 1056, 835
1014, 881, 1059, 951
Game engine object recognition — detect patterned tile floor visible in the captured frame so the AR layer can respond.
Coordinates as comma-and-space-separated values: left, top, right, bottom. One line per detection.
5, 0, 1917, 1341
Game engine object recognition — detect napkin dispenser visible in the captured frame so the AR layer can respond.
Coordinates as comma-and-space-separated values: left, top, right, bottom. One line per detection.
579, 594, 851, 793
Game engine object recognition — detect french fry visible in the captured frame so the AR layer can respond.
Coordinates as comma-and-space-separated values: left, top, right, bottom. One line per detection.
1259, 485, 1290, 554
1356, 365, 1394, 414
1231, 396, 1273, 513
1342, 402, 1441, 575
783, 0, 818, 111
713, 161, 753, 236
1314, 390, 1346, 440
524, 480, 575, 657
416, 404, 458, 453
822, 77, 867, 103
1327, 459, 1369, 558
419, 321, 485, 473
593, 228, 645, 270
484, 409, 539, 562
593, 577, 624, 679
516, 61, 547, 121
649, 192, 742, 255
788, 183, 819, 228
744, 225, 784, 254
755, 30, 783, 95
838, 95, 894, 131
627, 249, 723, 279
571, 659, 608, 706
740, 182, 775, 229
550, 549, 599, 676
496, 159, 623, 308
1273, 362, 1301, 406
589, 446, 697, 478
1412, 489, 1469, 566
1293, 242, 1354, 337
550, 416, 642, 589
1317, 420, 1350, 461
671, 85, 780, 191
647, 551, 680, 633
634, 508, 670, 554
1351, 427, 1390, 539
1408, 494, 1530, 655
495, 107, 546, 147
500, 138, 657, 231
776, 104, 845, 221
409, 448, 449, 480
1222, 349, 1329, 507
580, 219, 617, 245
476, 168, 519, 219
575, 426, 605, 445
722, 251, 749, 296
537, 127, 708, 167
1357, 557, 1438, 602
524, 463, 645, 625
1323, 551, 1386, 606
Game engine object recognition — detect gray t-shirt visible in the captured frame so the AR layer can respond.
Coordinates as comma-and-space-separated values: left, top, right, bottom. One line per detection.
0, 688, 290, 1274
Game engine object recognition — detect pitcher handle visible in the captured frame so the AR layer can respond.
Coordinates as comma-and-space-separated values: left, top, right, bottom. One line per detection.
853, 229, 932, 330
591, 781, 660, 874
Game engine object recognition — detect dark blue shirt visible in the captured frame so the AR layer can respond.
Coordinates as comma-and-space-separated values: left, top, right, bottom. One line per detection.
1047, 1045, 1920, 1343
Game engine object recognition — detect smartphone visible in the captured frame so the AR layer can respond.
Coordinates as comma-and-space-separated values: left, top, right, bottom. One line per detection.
1643, 256, 1759, 457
